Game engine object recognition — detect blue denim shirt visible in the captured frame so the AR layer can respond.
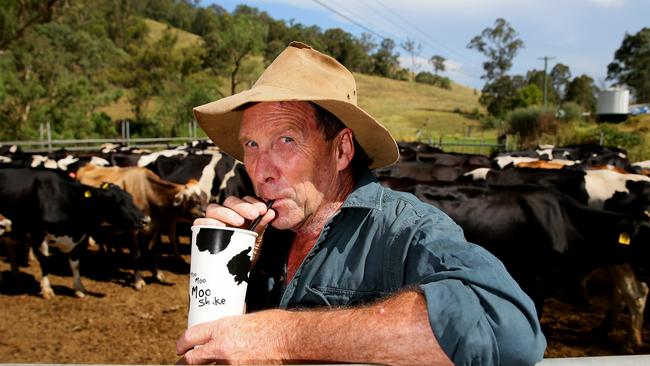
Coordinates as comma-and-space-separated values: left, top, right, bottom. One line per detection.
246, 170, 547, 365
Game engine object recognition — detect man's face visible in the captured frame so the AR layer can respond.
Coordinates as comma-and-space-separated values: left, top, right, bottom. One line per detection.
239, 101, 340, 231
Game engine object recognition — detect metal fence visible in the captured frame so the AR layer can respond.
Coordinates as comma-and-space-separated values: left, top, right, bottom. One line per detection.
0, 121, 202, 152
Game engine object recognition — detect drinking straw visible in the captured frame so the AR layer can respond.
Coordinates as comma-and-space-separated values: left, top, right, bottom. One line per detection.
248, 199, 275, 231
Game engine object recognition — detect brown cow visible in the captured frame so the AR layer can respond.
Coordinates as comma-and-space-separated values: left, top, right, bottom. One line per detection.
76, 165, 206, 289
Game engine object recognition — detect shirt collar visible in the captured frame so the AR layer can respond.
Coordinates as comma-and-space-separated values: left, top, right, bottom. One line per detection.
340, 168, 384, 211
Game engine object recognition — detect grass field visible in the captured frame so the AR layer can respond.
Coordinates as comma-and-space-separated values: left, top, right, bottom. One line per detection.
355, 73, 491, 142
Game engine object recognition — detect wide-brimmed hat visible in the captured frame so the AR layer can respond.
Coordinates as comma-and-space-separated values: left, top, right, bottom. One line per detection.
193, 41, 398, 169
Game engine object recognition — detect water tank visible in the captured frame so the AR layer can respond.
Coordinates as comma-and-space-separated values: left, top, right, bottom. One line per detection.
597, 89, 629, 122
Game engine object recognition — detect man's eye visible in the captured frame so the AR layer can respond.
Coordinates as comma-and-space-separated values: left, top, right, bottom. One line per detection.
280, 136, 294, 143
245, 140, 258, 148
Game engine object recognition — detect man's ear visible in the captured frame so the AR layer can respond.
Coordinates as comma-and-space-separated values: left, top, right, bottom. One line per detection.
335, 128, 355, 172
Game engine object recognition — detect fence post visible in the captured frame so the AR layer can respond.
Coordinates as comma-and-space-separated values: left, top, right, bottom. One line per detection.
188, 121, 192, 138
193, 120, 198, 139
46, 121, 52, 152
39, 123, 45, 151
479, 139, 483, 155
126, 121, 131, 146
599, 130, 604, 146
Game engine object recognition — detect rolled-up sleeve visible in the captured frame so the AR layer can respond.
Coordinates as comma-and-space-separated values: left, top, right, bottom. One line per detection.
401, 211, 547, 365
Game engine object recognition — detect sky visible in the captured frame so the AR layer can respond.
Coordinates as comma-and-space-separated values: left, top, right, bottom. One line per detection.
203, 0, 649, 90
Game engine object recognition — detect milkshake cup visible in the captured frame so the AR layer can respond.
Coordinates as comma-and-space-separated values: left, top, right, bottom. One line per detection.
187, 225, 258, 328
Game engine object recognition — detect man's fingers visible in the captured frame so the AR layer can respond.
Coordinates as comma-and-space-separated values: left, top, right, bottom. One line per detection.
205, 203, 245, 226
223, 196, 261, 221
242, 196, 269, 216
177, 345, 219, 365
176, 322, 216, 355
193, 217, 225, 227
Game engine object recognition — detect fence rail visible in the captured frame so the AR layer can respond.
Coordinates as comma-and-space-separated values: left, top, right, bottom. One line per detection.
1, 121, 508, 154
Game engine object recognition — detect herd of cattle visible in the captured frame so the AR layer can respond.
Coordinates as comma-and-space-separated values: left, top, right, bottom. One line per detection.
2, 140, 650, 351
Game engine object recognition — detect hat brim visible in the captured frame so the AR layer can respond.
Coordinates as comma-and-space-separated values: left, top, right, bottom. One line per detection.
193, 85, 398, 169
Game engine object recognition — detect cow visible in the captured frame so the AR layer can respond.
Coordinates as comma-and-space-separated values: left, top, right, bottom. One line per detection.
0, 168, 147, 298
374, 150, 492, 182
146, 149, 254, 258
76, 164, 207, 289
396, 181, 643, 346
461, 166, 650, 349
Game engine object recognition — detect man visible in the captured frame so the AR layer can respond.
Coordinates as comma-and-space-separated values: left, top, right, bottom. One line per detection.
176, 42, 546, 365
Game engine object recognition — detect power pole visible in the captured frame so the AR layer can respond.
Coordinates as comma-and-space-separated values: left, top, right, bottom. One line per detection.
538, 56, 555, 108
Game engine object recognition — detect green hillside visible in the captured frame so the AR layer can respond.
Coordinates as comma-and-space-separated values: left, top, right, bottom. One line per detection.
100, 20, 489, 144
355, 73, 488, 142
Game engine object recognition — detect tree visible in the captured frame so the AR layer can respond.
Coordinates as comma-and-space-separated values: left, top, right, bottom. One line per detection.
478, 75, 521, 117
526, 69, 558, 105
607, 27, 650, 102
0, 0, 140, 140
512, 84, 543, 109
202, 12, 267, 95
565, 74, 598, 112
114, 30, 184, 123
401, 38, 421, 80
0, 0, 64, 52
550, 63, 571, 100
429, 55, 446, 75
467, 18, 524, 81
468, 18, 524, 117
372, 38, 400, 78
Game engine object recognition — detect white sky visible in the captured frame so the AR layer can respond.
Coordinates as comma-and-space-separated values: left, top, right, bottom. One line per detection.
205, 0, 649, 89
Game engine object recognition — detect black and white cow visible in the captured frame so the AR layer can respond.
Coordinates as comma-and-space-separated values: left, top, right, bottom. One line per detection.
0, 168, 147, 298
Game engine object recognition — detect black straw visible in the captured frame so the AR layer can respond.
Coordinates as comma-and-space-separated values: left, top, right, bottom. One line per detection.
248, 199, 275, 231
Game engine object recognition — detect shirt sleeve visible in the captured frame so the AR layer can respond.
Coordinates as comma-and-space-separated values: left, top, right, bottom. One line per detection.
400, 209, 547, 366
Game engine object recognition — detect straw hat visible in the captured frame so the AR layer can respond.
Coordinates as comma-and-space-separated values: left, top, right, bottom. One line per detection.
193, 41, 398, 169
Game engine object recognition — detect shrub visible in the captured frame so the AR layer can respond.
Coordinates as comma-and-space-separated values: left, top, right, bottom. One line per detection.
415, 71, 452, 89
557, 101, 583, 122
506, 106, 558, 148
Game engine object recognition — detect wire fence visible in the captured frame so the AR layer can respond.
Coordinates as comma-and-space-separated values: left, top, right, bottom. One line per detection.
0, 121, 507, 155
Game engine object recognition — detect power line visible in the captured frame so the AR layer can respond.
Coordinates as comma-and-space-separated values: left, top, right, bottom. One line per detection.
323, 0, 483, 80
371, 1, 482, 69
311, 0, 388, 41
312, 0, 484, 84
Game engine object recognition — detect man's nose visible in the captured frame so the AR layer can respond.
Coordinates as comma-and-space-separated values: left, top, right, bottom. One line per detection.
252, 153, 277, 184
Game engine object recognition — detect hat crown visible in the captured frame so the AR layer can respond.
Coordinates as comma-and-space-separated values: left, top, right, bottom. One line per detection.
253, 42, 358, 104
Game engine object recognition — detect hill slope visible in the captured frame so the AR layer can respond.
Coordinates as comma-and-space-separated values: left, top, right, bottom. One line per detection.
355, 73, 486, 141
99, 20, 486, 143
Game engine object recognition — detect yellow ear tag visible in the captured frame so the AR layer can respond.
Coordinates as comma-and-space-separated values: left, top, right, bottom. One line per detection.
618, 232, 631, 245
101, 182, 110, 189
84, 190, 92, 198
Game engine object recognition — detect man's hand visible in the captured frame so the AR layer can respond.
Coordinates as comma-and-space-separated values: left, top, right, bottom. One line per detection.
176, 310, 290, 365
194, 195, 275, 231
194, 195, 275, 264
176, 291, 452, 366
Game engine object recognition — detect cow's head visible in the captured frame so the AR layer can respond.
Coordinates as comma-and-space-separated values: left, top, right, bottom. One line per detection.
87, 182, 148, 231
173, 179, 207, 218
0, 216, 12, 236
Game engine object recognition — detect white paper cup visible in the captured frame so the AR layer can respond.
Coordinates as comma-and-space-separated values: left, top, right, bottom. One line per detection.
187, 225, 258, 328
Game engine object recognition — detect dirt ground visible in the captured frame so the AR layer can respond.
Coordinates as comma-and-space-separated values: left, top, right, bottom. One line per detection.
1, 245, 650, 364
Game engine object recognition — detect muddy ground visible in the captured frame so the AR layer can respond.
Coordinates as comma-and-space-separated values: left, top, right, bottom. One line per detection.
1, 245, 650, 364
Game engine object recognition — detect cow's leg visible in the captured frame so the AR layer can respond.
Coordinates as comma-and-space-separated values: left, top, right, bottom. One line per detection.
68, 236, 88, 298
3, 237, 22, 276
609, 264, 648, 351
168, 218, 186, 264
32, 234, 55, 299
147, 231, 165, 283
130, 231, 146, 290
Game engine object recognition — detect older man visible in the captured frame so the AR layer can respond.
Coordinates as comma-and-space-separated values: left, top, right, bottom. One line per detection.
176, 42, 546, 365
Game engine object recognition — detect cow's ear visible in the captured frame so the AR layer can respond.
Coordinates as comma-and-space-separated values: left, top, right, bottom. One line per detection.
173, 192, 183, 206
84, 190, 92, 198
